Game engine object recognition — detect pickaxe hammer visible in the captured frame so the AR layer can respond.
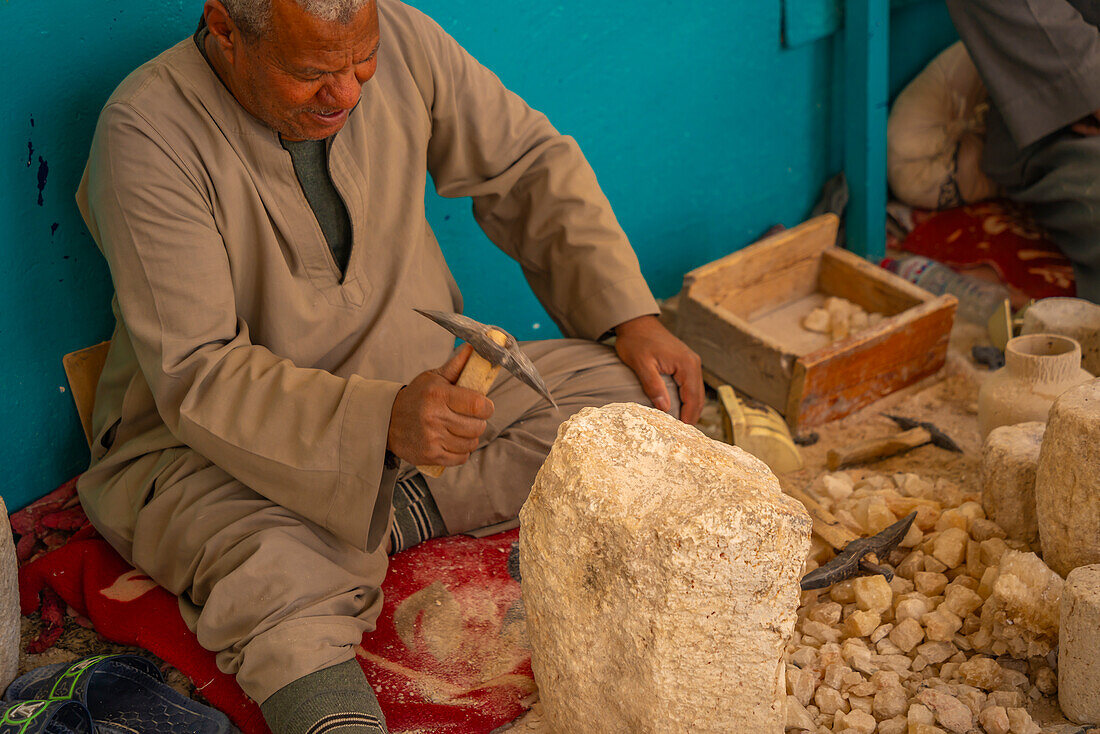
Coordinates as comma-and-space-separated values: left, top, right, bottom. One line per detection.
785, 484, 917, 590
415, 309, 556, 477
826, 414, 962, 470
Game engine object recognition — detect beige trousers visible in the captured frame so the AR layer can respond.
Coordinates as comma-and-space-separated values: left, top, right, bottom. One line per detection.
109, 339, 671, 703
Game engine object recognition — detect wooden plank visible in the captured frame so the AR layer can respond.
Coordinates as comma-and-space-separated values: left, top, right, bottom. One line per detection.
677, 294, 796, 410
62, 341, 110, 448
844, 0, 889, 261
786, 296, 956, 428
684, 215, 839, 320
817, 248, 927, 316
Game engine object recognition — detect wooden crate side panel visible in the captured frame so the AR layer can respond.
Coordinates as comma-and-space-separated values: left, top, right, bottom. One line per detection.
685, 215, 839, 320
817, 249, 931, 316
786, 298, 956, 428
677, 296, 796, 411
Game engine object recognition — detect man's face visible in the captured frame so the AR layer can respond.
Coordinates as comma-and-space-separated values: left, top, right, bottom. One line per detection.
210, 0, 381, 141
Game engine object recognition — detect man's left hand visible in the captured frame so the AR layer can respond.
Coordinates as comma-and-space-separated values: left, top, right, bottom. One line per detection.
613, 315, 704, 425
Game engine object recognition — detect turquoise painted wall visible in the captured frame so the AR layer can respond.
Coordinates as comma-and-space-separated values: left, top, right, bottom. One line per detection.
1, 0, 956, 510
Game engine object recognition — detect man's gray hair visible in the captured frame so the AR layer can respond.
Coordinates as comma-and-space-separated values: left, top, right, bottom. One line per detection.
224, 0, 372, 36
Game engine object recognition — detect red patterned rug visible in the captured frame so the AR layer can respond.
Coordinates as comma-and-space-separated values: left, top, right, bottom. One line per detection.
14, 478, 533, 734
890, 199, 1076, 300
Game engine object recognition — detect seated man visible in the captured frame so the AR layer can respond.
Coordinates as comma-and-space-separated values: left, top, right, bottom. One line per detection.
75, 0, 703, 731
947, 0, 1100, 303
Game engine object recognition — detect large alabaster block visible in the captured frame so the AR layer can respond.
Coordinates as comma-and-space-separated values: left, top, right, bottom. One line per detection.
1036, 378, 1100, 577
1060, 564, 1100, 725
980, 422, 1045, 546
519, 403, 812, 733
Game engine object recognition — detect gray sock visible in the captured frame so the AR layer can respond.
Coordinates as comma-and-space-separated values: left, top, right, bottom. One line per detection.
390, 472, 448, 554
260, 659, 387, 734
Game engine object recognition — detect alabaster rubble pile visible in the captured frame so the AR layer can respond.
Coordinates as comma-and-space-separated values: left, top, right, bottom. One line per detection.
520, 403, 811, 733
785, 470, 1066, 734
802, 297, 886, 343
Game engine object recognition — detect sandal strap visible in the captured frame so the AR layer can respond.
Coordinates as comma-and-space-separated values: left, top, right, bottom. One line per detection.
47, 654, 162, 702
0, 700, 91, 734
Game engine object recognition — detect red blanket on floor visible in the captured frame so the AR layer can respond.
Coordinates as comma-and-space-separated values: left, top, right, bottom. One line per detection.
891, 199, 1076, 299
14, 478, 533, 734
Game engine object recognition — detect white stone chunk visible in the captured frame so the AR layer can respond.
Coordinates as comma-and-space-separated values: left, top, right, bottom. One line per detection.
979, 550, 1063, 658
979, 422, 1045, 546
1005, 707, 1040, 734
1059, 564, 1100, 725
520, 403, 812, 733
916, 688, 973, 733
785, 694, 816, 731
802, 308, 830, 334
1036, 378, 1100, 577
978, 705, 1010, 734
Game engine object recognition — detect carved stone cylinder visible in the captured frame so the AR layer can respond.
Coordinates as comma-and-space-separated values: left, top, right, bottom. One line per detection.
1036, 378, 1100, 577
519, 403, 811, 733
979, 422, 1044, 547
1060, 564, 1100, 725
1021, 297, 1100, 376
978, 334, 1092, 440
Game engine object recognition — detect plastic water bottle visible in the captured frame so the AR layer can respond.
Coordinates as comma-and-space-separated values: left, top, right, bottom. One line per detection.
884, 255, 1010, 324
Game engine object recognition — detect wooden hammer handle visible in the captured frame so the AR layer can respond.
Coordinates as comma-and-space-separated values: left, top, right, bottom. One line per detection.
826, 426, 932, 470
417, 328, 508, 478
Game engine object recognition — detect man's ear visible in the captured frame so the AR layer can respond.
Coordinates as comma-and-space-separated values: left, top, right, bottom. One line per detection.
203, 0, 241, 65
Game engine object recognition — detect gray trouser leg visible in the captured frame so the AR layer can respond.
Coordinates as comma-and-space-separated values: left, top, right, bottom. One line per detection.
996, 133, 1100, 302
423, 338, 679, 534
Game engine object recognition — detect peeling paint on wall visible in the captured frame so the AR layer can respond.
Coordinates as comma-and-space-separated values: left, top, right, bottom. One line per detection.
36, 157, 48, 206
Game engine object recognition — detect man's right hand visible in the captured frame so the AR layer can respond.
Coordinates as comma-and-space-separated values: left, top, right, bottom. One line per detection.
386, 345, 495, 467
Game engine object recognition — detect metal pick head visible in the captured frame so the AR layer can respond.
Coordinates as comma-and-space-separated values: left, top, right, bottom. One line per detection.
415, 309, 557, 408
800, 511, 918, 590
882, 413, 962, 453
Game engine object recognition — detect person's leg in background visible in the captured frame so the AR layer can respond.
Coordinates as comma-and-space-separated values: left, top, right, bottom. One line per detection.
996, 133, 1100, 303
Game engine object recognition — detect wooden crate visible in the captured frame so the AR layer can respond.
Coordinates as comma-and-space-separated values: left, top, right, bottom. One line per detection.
675, 214, 956, 430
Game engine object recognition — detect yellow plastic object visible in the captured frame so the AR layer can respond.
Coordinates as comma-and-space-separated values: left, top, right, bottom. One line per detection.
987, 298, 1013, 352
717, 385, 804, 474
